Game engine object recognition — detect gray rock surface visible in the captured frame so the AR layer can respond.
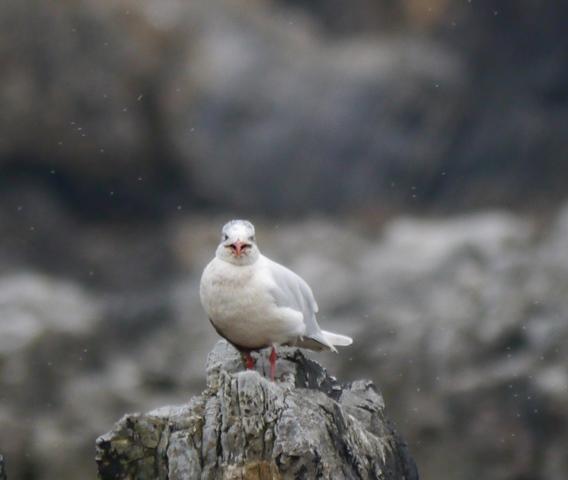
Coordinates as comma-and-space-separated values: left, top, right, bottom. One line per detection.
0, 274, 103, 480
96, 340, 418, 480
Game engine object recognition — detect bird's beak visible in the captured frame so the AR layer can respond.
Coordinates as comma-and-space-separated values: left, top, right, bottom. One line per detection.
232, 240, 245, 256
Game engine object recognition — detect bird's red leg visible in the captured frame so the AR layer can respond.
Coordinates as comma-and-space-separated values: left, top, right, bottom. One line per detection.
243, 352, 255, 370
269, 345, 277, 381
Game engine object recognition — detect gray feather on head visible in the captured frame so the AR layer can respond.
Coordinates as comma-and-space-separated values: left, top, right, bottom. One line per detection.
222, 220, 255, 241
222, 219, 255, 236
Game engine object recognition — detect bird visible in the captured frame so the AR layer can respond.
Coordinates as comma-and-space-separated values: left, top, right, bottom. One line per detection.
200, 219, 353, 380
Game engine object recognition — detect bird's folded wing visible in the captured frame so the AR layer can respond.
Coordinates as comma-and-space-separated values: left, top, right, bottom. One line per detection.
264, 256, 335, 350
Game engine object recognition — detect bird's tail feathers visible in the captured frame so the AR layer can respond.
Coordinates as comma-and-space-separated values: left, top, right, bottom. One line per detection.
297, 330, 353, 352
322, 330, 353, 348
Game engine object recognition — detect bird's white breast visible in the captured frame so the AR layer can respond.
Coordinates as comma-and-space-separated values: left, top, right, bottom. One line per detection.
200, 257, 304, 349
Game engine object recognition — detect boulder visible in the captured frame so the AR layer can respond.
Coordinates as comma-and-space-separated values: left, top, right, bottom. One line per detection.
96, 340, 418, 479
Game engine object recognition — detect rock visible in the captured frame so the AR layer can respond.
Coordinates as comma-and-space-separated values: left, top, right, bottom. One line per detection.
0, 273, 99, 356
3, 0, 567, 217
96, 340, 418, 480
0, 273, 104, 480
5, 207, 568, 480
166, 3, 465, 215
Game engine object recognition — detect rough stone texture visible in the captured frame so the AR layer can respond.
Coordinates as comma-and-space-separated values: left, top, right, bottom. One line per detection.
96, 340, 418, 480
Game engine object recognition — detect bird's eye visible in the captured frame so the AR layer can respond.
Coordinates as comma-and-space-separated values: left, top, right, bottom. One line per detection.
249, 236, 255, 242
223, 234, 229, 241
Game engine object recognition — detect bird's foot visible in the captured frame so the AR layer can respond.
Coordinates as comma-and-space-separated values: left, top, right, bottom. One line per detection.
269, 345, 277, 381
242, 352, 256, 370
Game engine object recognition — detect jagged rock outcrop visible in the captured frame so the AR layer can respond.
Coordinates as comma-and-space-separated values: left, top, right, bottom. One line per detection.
96, 340, 418, 479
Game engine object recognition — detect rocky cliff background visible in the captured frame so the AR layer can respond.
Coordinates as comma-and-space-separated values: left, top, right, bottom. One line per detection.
0, 1, 567, 479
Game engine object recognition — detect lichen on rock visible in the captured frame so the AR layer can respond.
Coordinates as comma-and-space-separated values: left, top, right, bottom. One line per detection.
96, 340, 418, 479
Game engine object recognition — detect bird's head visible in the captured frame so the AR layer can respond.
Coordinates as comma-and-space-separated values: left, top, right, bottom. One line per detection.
216, 219, 260, 265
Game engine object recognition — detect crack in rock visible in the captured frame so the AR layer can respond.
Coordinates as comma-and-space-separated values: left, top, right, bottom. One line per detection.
96, 340, 418, 480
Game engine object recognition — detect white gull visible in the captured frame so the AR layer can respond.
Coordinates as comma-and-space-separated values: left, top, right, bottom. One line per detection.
200, 219, 352, 380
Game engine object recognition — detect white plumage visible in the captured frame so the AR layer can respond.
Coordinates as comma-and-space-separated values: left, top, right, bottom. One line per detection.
200, 220, 352, 373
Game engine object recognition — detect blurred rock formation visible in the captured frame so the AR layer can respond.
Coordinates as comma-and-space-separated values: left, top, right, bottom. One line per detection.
1, 0, 567, 216
1, 205, 568, 479
96, 340, 418, 480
